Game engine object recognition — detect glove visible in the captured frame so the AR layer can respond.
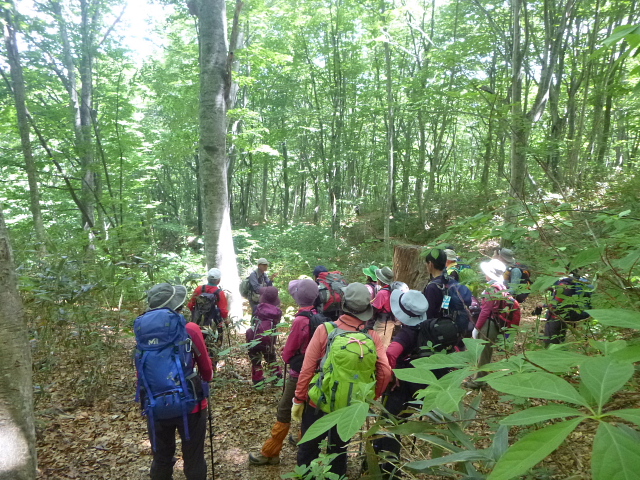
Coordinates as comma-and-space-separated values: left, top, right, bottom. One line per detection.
291, 399, 304, 423
472, 328, 480, 339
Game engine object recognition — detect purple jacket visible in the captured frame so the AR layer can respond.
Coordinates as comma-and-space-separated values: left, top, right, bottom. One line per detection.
246, 303, 282, 351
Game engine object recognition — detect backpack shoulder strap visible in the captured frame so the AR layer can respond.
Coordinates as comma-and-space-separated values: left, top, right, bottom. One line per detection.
201, 285, 206, 295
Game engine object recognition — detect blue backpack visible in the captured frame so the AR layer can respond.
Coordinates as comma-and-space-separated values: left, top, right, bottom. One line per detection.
134, 308, 208, 448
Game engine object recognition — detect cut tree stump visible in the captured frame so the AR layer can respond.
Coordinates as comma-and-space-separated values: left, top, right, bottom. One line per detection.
393, 244, 429, 290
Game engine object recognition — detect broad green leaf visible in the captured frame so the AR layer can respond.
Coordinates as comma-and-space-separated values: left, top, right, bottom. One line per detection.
570, 247, 602, 270
590, 339, 628, 355
393, 367, 438, 385
530, 275, 560, 294
608, 409, 640, 428
488, 418, 582, 480
336, 401, 369, 441
406, 450, 492, 472
610, 344, 640, 363
613, 249, 640, 272
525, 350, 587, 373
500, 405, 584, 426
413, 433, 460, 452
587, 309, 640, 330
299, 407, 341, 444
488, 373, 590, 407
580, 357, 634, 410
461, 338, 489, 363
433, 386, 466, 414
411, 353, 470, 369
592, 422, 640, 480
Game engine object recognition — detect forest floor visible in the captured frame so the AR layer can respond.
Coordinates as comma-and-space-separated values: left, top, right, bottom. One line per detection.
34, 309, 596, 480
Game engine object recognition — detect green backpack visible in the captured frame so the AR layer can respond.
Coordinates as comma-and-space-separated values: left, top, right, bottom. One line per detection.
239, 276, 252, 299
308, 323, 378, 413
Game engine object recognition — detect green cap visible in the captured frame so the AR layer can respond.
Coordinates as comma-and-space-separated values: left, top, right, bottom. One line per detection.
362, 265, 378, 281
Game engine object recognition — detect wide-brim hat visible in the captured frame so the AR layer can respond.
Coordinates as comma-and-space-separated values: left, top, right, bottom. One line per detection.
362, 265, 378, 281
391, 289, 428, 326
257, 258, 269, 265
497, 248, 515, 265
289, 279, 319, 307
259, 286, 281, 306
341, 282, 374, 322
148, 283, 188, 311
375, 266, 394, 285
481, 259, 506, 284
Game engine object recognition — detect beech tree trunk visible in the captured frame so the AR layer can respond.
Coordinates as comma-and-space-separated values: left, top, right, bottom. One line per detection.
0, 208, 36, 480
197, 0, 242, 319
3, 4, 47, 253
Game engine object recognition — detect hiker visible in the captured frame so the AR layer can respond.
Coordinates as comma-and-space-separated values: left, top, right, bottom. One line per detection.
314, 265, 348, 321
248, 258, 275, 313
371, 266, 395, 348
187, 268, 229, 348
372, 289, 446, 479
135, 283, 212, 480
363, 265, 380, 300
246, 286, 282, 387
444, 249, 461, 281
248, 278, 320, 466
422, 248, 473, 341
495, 248, 531, 303
465, 259, 521, 389
542, 269, 594, 346
291, 283, 392, 477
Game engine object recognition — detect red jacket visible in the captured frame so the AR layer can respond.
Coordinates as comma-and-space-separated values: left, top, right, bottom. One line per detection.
186, 322, 213, 412
187, 285, 229, 319
281, 306, 316, 377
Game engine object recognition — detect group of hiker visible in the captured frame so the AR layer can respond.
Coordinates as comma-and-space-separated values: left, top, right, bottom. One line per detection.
132, 247, 594, 480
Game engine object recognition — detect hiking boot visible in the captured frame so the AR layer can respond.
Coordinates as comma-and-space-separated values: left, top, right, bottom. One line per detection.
248, 452, 280, 465
288, 433, 298, 447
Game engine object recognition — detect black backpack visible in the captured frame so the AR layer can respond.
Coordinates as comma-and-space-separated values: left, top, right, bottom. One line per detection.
413, 282, 461, 358
192, 286, 222, 327
288, 310, 329, 372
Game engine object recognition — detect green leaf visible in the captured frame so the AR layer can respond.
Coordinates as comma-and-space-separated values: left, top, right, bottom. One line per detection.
492, 425, 509, 460
610, 344, 640, 363
525, 350, 587, 373
406, 450, 492, 472
570, 247, 602, 270
592, 422, 640, 480
580, 357, 634, 411
393, 367, 438, 385
618, 209, 632, 217
387, 420, 437, 435
336, 402, 369, 442
411, 352, 470, 369
590, 339, 628, 355
488, 373, 590, 407
488, 418, 582, 480
530, 275, 561, 294
299, 408, 341, 444
587, 309, 640, 329
500, 405, 584, 426
608, 409, 640, 428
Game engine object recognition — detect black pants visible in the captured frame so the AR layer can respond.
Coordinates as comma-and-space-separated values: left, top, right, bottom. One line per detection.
297, 403, 349, 476
373, 381, 425, 477
148, 408, 208, 480
544, 317, 569, 346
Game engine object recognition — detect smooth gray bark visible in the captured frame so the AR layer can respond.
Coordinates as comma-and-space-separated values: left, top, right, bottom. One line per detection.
0, 207, 36, 480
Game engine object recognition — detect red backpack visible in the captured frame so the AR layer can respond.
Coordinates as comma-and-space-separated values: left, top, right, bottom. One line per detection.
317, 271, 348, 313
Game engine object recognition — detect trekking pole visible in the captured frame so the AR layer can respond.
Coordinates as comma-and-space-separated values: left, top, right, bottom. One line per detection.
208, 388, 215, 479
282, 362, 287, 395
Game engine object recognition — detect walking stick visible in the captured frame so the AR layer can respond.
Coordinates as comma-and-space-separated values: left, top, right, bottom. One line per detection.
208, 403, 215, 480
282, 362, 287, 395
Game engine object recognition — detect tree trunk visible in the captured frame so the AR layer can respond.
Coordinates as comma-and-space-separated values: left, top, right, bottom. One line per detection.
0, 207, 37, 480
281, 142, 289, 224
393, 244, 429, 290
197, 0, 242, 319
3, 5, 47, 253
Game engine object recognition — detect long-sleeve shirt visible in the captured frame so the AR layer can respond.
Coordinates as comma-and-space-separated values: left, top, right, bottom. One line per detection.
475, 281, 509, 330
249, 269, 273, 294
187, 284, 229, 319
294, 314, 392, 404
281, 306, 316, 377
423, 274, 446, 319
185, 322, 213, 412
